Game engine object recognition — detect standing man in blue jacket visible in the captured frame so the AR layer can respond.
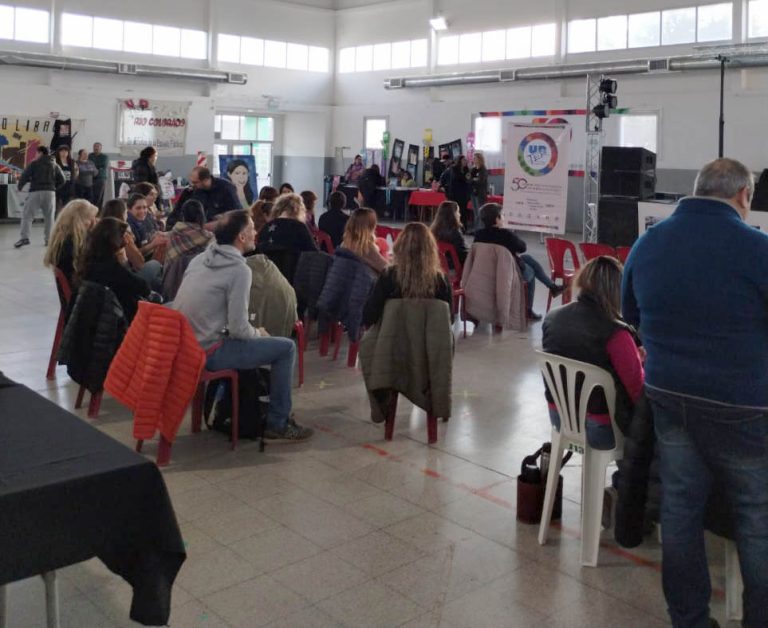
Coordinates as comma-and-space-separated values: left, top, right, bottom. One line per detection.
622, 158, 768, 628
15, 146, 65, 248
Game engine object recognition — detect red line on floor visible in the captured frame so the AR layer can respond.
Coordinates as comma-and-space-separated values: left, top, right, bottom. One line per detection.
312, 421, 727, 599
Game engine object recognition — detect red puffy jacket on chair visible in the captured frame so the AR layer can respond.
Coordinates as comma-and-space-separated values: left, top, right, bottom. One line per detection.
105, 301, 206, 443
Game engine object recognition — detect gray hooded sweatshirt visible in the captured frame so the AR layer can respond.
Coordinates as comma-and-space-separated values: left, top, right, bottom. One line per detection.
173, 243, 260, 349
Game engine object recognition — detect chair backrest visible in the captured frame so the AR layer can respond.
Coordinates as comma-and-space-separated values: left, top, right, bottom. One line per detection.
579, 242, 617, 262
53, 267, 73, 305
437, 241, 463, 285
546, 237, 581, 277
616, 246, 631, 264
260, 247, 301, 285
314, 230, 335, 255
537, 350, 623, 452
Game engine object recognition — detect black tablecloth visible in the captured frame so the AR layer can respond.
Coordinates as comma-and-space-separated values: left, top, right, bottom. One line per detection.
0, 380, 186, 626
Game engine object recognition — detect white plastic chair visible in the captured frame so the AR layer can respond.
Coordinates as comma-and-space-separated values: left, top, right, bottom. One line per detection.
537, 351, 625, 567
725, 538, 743, 621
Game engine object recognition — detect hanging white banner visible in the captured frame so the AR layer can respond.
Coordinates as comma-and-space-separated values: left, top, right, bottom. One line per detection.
501, 123, 571, 234
117, 99, 189, 156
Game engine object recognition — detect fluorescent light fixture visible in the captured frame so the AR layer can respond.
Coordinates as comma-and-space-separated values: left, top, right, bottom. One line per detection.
430, 16, 448, 31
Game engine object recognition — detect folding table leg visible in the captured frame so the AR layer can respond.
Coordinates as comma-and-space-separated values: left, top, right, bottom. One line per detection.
42, 571, 59, 628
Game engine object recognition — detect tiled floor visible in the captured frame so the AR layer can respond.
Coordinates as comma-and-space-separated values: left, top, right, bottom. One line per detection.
0, 223, 733, 627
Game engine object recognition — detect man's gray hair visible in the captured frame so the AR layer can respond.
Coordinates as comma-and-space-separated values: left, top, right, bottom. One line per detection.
693, 158, 754, 200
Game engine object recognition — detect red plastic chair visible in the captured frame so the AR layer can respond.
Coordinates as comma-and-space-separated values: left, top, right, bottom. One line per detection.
314, 230, 335, 255
579, 242, 617, 262
75, 385, 104, 419
545, 237, 581, 312
294, 320, 305, 387
191, 345, 240, 449
616, 246, 631, 264
437, 242, 467, 337
47, 268, 72, 380
383, 391, 448, 445
332, 321, 361, 368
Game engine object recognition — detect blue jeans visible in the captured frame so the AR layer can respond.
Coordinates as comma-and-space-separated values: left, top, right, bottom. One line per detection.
647, 386, 768, 628
548, 408, 616, 450
206, 337, 295, 432
520, 254, 556, 312
136, 260, 163, 291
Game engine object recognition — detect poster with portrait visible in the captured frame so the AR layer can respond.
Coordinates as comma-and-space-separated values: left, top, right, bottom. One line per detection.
219, 154, 257, 209
406, 144, 419, 179
388, 138, 405, 180
501, 123, 570, 234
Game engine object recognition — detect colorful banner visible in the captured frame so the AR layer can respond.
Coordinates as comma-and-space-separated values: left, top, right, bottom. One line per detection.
501, 123, 571, 235
117, 99, 189, 156
0, 115, 85, 174
219, 154, 257, 209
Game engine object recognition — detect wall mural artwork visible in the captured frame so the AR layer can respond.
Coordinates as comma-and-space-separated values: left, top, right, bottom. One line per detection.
0, 115, 84, 174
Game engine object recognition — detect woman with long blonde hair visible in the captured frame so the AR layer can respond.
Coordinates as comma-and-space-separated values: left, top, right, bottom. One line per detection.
256, 192, 317, 253
363, 222, 452, 326
43, 198, 98, 284
340, 208, 388, 274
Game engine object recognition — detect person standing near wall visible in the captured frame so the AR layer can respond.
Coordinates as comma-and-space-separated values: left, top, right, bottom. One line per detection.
132, 146, 162, 202
54, 145, 78, 212
470, 152, 489, 224
623, 158, 768, 628
75, 149, 97, 204
446, 156, 472, 229
14, 146, 65, 248
88, 142, 109, 208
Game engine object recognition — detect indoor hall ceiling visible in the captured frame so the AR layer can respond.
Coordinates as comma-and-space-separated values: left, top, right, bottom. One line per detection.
277, 0, 392, 9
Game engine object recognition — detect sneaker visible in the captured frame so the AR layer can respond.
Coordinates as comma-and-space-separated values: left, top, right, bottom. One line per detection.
550, 284, 566, 297
14, 238, 30, 249
264, 418, 314, 441
527, 310, 543, 321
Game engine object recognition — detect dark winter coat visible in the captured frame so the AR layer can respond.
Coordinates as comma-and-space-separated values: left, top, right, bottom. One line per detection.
316, 247, 377, 342
293, 250, 334, 319
57, 281, 127, 394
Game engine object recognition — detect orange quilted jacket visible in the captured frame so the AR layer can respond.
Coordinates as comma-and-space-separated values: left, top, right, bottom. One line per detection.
105, 301, 206, 442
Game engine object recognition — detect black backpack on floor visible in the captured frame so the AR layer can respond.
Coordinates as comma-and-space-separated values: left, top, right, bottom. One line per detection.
204, 368, 270, 450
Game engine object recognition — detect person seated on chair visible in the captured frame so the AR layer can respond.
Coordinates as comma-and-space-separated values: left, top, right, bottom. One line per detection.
474, 203, 564, 320
542, 256, 644, 450
78, 217, 151, 322
166, 200, 213, 264
126, 193, 169, 259
340, 208, 388, 275
132, 181, 165, 229
318, 191, 349, 248
101, 198, 164, 290
257, 193, 318, 253
173, 210, 313, 442
44, 199, 99, 288
249, 199, 274, 235
299, 190, 318, 231
430, 200, 468, 268
363, 222, 452, 327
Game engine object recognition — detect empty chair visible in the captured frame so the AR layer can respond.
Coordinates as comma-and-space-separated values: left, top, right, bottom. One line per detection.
579, 242, 617, 262
537, 351, 625, 567
545, 237, 581, 311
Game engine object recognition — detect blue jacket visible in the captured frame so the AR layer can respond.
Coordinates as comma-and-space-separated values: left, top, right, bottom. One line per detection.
622, 197, 768, 406
317, 248, 377, 342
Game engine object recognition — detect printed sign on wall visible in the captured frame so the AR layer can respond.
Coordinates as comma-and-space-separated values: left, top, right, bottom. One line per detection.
117, 99, 190, 156
502, 123, 571, 234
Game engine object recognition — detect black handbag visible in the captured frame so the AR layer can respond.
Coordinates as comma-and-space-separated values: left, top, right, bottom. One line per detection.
516, 444, 573, 524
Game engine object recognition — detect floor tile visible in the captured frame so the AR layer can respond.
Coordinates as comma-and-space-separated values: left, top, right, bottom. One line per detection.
270, 551, 369, 603
317, 580, 422, 628
175, 546, 259, 597
330, 530, 425, 577
202, 575, 310, 628
342, 491, 426, 528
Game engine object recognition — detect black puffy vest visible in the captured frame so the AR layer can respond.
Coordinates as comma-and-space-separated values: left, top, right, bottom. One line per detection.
541, 296, 636, 433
